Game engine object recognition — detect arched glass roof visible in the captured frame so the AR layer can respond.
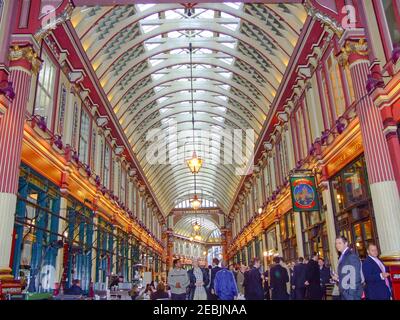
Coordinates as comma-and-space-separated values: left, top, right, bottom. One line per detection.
71, 2, 307, 216
173, 214, 221, 242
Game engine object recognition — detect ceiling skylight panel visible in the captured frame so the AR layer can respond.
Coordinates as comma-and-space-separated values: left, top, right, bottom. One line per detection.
224, 3, 242, 10
137, 4, 156, 12
164, 10, 184, 20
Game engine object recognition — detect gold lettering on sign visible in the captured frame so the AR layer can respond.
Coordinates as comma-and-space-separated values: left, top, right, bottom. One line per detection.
327, 137, 363, 176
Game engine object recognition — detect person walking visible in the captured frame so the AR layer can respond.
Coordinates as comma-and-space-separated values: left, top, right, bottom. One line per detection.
269, 256, 289, 300
187, 258, 209, 300
214, 263, 238, 300
243, 257, 265, 300
168, 259, 190, 300
209, 258, 222, 300
332, 235, 363, 300
362, 243, 392, 300
305, 252, 322, 300
292, 257, 307, 300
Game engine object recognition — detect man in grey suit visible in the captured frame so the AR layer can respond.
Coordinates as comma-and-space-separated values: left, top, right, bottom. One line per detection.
332, 235, 363, 300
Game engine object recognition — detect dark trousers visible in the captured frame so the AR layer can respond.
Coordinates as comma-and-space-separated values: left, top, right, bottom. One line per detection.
295, 287, 306, 300
171, 293, 186, 300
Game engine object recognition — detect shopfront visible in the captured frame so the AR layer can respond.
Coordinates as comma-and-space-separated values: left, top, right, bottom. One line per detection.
116, 228, 129, 281
301, 190, 330, 263
264, 225, 278, 265
95, 217, 114, 284
330, 155, 377, 259
65, 197, 94, 293
280, 211, 297, 263
12, 164, 62, 293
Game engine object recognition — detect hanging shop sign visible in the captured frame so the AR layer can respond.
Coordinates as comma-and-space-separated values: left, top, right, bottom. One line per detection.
289, 173, 320, 212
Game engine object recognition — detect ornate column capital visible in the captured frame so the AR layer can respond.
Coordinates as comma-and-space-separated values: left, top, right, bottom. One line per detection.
9, 45, 42, 75
338, 39, 369, 67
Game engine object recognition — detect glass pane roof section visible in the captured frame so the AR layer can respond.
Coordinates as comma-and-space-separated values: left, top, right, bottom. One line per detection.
72, 2, 307, 217
173, 214, 221, 242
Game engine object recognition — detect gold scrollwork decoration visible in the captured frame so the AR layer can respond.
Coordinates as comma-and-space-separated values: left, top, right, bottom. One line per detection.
9, 45, 42, 75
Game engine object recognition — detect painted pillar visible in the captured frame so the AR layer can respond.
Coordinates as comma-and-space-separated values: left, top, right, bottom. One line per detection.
275, 220, 283, 257
320, 181, 339, 271
54, 195, 68, 291
0, 0, 18, 81
0, 45, 41, 275
261, 232, 267, 268
339, 39, 400, 265
293, 211, 304, 258
91, 215, 98, 282
166, 231, 174, 271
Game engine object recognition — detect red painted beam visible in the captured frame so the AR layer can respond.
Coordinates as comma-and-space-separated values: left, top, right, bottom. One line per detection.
72, 0, 303, 6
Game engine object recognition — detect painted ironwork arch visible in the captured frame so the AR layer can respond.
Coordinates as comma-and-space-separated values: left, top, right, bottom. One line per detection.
133, 121, 257, 159
121, 81, 266, 136
106, 58, 272, 104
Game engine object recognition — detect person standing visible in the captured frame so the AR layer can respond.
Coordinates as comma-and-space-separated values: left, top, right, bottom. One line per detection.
263, 268, 270, 300
292, 257, 307, 300
318, 258, 331, 300
209, 258, 222, 300
269, 256, 289, 300
168, 259, 190, 300
187, 258, 209, 300
332, 235, 363, 300
214, 263, 238, 300
243, 258, 264, 300
305, 252, 322, 300
362, 243, 392, 300
236, 264, 246, 298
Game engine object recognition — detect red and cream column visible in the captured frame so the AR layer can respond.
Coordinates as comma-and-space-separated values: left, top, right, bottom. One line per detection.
0, 45, 41, 275
339, 39, 400, 264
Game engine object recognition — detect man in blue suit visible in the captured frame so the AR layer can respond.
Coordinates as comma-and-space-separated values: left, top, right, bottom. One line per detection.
332, 235, 363, 300
362, 243, 392, 300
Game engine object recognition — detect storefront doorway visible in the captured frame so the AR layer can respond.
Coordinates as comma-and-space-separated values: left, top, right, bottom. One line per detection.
330, 155, 378, 259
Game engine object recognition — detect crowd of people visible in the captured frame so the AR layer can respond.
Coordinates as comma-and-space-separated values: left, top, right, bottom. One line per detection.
129, 236, 393, 301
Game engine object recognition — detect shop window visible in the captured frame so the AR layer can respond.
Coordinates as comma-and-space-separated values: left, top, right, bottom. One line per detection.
56, 84, 67, 136
78, 109, 90, 164
34, 51, 57, 127
71, 102, 79, 150
103, 144, 111, 188
330, 155, 377, 259
66, 198, 94, 291
327, 54, 346, 116
13, 165, 62, 291
382, 0, 400, 48
280, 211, 297, 262
90, 127, 97, 171
0, 1, 4, 24
263, 163, 271, 199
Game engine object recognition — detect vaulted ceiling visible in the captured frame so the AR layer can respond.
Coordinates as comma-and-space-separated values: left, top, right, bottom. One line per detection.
71, 2, 307, 216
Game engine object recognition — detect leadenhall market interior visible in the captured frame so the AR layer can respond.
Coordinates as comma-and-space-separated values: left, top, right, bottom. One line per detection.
0, 0, 400, 302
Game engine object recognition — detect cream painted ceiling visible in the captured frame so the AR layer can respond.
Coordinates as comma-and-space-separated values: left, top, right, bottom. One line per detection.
71, 2, 306, 216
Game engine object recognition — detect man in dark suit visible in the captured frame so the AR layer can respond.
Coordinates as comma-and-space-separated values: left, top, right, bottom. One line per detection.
292, 257, 307, 300
305, 252, 322, 300
209, 258, 221, 300
318, 258, 331, 300
243, 257, 264, 300
269, 256, 289, 300
362, 243, 392, 300
333, 235, 363, 300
